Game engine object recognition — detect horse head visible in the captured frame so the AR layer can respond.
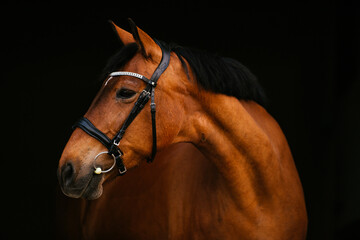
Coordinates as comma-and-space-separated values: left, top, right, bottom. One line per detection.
58, 20, 190, 199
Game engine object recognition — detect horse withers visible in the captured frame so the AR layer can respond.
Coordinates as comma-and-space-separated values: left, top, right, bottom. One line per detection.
57, 19, 307, 239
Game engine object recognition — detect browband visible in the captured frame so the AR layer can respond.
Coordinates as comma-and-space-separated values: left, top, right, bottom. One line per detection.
105, 72, 155, 86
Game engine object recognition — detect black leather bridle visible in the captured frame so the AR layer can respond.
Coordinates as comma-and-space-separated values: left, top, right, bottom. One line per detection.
73, 41, 170, 175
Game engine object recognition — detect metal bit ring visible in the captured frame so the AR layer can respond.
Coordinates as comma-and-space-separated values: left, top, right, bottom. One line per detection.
93, 151, 116, 174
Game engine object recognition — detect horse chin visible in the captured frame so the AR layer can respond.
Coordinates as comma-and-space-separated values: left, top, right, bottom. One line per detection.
82, 184, 103, 200
60, 172, 105, 200
81, 174, 105, 200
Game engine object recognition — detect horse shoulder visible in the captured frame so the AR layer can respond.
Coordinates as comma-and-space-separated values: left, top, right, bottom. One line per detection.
240, 100, 308, 238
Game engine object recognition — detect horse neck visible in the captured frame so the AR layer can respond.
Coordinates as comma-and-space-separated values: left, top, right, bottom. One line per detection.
176, 90, 281, 208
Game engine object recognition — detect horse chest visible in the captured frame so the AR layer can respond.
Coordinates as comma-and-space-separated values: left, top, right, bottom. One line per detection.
79, 145, 241, 239
81, 182, 236, 240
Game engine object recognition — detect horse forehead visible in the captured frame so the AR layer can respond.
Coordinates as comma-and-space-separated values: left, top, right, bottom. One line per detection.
123, 54, 158, 76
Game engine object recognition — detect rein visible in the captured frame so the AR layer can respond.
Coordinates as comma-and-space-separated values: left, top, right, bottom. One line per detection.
73, 41, 171, 175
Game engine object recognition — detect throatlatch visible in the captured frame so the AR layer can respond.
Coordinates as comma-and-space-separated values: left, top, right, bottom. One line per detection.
73, 40, 170, 175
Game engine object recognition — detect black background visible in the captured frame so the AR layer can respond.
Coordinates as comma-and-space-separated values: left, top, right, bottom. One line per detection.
2, 2, 360, 239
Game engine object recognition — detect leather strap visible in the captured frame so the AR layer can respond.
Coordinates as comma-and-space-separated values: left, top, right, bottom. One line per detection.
112, 86, 152, 145
150, 40, 171, 83
147, 40, 170, 162
73, 117, 126, 174
73, 117, 112, 149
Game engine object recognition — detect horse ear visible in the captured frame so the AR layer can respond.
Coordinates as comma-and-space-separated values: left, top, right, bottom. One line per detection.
128, 18, 162, 62
109, 20, 135, 45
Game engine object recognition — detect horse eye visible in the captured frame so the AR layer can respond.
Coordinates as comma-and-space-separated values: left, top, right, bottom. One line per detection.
116, 88, 136, 99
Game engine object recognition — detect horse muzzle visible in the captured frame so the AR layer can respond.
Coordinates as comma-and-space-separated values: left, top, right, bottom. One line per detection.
57, 161, 104, 200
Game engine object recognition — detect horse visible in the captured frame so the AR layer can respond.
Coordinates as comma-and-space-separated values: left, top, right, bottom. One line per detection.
57, 19, 307, 239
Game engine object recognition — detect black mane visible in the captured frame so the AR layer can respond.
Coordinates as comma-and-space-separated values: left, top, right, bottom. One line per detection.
103, 41, 266, 107
167, 42, 267, 107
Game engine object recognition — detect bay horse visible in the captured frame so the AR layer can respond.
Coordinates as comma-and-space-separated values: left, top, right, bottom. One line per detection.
57, 19, 307, 239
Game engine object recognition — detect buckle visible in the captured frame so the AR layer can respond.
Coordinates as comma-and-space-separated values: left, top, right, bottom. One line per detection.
113, 152, 127, 175
150, 102, 156, 112
118, 166, 127, 175
141, 89, 151, 96
113, 139, 120, 146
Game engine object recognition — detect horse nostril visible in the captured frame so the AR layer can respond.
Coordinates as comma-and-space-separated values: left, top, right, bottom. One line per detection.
60, 162, 75, 187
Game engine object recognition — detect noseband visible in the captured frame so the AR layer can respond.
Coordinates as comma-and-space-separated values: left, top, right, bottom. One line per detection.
73, 41, 171, 175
